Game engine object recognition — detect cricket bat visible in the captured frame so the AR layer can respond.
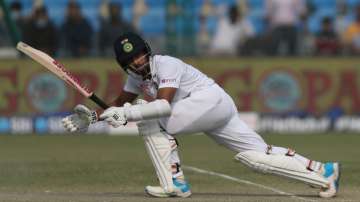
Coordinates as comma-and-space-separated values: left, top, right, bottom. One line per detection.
16, 41, 109, 109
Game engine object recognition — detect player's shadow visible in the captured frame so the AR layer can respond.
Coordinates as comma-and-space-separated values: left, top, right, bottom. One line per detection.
78, 192, 318, 198
194, 192, 318, 198
48, 192, 320, 200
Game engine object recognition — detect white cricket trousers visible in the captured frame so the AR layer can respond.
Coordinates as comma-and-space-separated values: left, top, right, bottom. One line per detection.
159, 84, 268, 153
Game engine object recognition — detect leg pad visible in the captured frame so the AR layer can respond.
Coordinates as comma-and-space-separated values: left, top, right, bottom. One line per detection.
235, 150, 329, 187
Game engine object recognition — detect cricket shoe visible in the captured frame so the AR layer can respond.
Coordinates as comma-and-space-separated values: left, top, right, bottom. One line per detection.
145, 178, 191, 198
319, 162, 341, 198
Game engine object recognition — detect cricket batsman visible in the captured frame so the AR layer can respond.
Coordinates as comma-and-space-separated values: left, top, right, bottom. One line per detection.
62, 32, 341, 198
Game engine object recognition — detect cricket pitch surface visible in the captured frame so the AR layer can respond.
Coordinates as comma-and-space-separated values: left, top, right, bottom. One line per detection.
0, 133, 358, 202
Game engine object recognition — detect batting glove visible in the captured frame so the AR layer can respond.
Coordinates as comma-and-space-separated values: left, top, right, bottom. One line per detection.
62, 104, 98, 132
99, 103, 131, 128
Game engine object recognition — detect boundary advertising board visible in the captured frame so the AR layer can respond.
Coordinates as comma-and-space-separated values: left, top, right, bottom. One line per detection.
1, 58, 360, 116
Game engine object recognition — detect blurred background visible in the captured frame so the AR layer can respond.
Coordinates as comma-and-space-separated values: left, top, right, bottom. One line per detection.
1, 0, 360, 135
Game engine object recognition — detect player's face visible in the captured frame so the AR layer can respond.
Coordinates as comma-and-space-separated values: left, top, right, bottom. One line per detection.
126, 52, 151, 79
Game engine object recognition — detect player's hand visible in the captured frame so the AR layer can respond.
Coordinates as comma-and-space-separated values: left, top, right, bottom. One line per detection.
99, 103, 131, 127
62, 104, 98, 132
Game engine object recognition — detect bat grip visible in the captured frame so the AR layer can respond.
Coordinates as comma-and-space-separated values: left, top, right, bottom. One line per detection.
89, 93, 109, 109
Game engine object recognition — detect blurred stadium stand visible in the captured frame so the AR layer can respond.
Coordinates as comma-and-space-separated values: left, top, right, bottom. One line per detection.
2, 0, 360, 56
5, 0, 360, 35
2, 0, 360, 34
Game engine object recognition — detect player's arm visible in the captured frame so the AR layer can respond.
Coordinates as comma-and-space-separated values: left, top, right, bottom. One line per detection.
113, 90, 138, 106
62, 89, 139, 132
62, 77, 139, 132
156, 87, 177, 104
98, 88, 174, 128
99, 60, 180, 127
95, 89, 138, 115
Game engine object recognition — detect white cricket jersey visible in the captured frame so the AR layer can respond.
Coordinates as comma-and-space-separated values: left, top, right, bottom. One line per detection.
124, 55, 267, 153
123, 55, 215, 102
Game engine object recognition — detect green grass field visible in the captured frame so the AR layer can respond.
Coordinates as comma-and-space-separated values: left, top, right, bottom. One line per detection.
0, 133, 359, 202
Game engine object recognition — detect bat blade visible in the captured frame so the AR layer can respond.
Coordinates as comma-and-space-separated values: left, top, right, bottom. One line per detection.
16, 42, 109, 109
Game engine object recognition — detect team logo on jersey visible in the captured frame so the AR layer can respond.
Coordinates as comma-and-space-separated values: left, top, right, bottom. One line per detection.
123, 42, 133, 53
161, 78, 177, 84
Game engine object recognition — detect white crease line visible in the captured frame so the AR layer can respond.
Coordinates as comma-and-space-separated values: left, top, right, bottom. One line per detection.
183, 165, 317, 202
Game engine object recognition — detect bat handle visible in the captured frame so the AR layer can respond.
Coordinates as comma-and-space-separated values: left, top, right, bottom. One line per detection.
89, 93, 109, 109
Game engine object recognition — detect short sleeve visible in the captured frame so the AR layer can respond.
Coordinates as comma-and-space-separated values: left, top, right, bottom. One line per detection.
157, 59, 183, 89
